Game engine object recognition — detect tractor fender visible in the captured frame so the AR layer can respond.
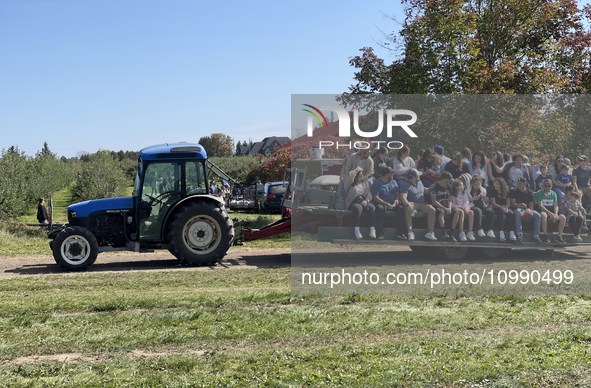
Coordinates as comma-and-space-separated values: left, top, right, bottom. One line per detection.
160, 194, 226, 240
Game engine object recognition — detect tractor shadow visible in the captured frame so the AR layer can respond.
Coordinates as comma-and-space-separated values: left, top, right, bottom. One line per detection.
4, 251, 292, 276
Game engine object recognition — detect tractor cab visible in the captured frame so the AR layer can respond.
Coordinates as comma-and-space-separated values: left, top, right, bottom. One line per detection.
134, 144, 210, 242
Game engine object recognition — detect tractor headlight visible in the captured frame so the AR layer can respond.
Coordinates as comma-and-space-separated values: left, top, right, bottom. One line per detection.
70, 211, 77, 218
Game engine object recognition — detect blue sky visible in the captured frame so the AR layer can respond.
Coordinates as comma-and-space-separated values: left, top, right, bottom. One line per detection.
0, 0, 401, 157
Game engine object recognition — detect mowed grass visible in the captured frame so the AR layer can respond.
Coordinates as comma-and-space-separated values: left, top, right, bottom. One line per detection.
0, 269, 590, 386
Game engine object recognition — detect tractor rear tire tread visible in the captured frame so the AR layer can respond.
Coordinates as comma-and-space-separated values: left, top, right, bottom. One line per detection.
167, 201, 234, 266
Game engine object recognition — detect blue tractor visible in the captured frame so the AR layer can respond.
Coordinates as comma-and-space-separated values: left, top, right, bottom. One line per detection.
48, 143, 234, 270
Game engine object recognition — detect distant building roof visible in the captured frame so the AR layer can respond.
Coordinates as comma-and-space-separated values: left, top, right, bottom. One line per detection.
238, 145, 250, 156
246, 136, 290, 156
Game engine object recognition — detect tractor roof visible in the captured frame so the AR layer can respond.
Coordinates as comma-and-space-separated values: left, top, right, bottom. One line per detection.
138, 143, 207, 161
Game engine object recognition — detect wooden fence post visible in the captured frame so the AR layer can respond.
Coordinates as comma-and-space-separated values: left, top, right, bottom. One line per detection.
49, 195, 53, 232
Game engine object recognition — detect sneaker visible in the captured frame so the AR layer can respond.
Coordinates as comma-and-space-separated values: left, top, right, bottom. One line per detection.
499, 231, 506, 242
369, 229, 377, 239
509, 231, 517, 241
574, 235, 583, 242
397, 233, 408, 240
486, 230, 496, 238
408, 231, 415, 241
517, 235, 524, 244
459, 232, 467, 242
425, 231, 437, 241
355, 230, 363, 240
542, 234, 551, 243
533, 236, 542, 244
556, 236, 565, 244
583, 223, 589, 231
466, 231, 476, 241
444, 232, 457, 242
477, 229, 486, 237
377, 234, 385, 240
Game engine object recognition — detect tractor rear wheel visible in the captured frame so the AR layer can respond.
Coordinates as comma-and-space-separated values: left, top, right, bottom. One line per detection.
52, 226, 99, 271
478, 247, 510, 259
435, 246, 470, 261
167, 201, 234, 266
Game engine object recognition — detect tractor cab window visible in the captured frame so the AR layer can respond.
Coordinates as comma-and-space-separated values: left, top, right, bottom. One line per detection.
185, 161, 207, 195
140, 162, 182, 240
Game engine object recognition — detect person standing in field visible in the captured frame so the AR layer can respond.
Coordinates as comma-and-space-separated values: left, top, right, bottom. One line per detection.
37, 198, 49, 225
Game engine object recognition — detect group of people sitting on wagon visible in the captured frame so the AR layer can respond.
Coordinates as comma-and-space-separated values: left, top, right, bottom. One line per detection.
339, 145, 591, 243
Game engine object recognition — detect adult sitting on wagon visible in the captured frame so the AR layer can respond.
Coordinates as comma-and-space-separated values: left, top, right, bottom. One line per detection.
487, 150, 505, 185
504, 154, 532, 189
534, 179, 566, 244
343, 148, 374, 182
399, 169, 437, 242
392, 146, 416, 185
509, 177, 542, 244
417, 148, 437, 188
572, 155, 591, 202
444, 151, 470, 179
488, 177, 516, 242
345, 169, 377, 240
467, 151, 489, 188
372, 146, 393, 181
549, 155, 570, 202
372, 167, 405, 240
416, 148, 434, 172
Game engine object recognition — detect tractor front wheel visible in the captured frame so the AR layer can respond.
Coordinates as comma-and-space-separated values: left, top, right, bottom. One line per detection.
52, 226, 99, 271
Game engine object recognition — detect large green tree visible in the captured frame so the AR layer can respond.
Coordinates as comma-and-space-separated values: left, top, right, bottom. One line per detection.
198, 133, 234, 157
350, 0, 591, 95
345, 0, 591, 158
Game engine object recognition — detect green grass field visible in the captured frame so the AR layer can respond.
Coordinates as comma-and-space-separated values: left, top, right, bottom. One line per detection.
5, 186, 590, 386
0, 269, 590, 387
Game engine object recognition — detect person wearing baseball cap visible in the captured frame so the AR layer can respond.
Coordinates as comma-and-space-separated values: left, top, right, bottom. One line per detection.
433, 145, 451, 167
398, 169, 437, 242
572, 155, 591, 201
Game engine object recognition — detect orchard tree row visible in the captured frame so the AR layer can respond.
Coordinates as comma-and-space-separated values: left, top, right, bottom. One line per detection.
0, 144, 135, 221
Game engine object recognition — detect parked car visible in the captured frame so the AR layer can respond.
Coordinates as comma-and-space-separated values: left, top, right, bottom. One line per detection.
259, 181, 289, 213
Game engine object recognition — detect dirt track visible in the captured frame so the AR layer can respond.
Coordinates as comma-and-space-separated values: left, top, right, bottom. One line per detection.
2, 245, 591, 278
0, 248, 292, 277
